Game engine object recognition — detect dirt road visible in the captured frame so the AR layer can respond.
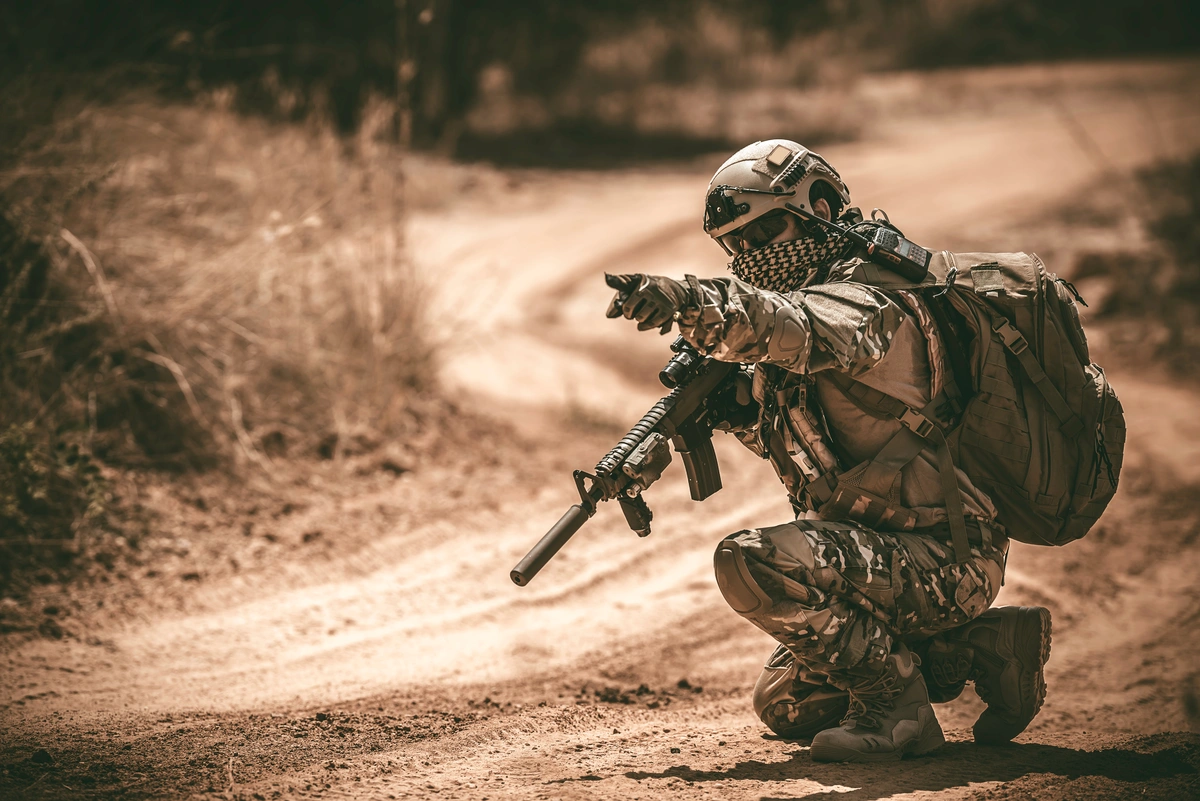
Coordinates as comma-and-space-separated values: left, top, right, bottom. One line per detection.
4, 59, 1200, 800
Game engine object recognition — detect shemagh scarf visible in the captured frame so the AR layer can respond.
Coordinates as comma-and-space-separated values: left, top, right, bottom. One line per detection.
729, 232, 857, 293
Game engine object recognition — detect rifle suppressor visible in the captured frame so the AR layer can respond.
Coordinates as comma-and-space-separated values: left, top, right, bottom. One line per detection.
510, 503, 591, 586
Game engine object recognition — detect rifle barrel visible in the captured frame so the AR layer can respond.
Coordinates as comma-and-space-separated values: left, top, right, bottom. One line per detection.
510, 503, 591, 586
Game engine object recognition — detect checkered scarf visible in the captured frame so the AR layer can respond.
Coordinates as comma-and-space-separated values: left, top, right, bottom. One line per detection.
729, 233, 857, 293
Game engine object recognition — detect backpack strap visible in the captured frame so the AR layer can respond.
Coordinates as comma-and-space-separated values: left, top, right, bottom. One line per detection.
827, 373, 974, 563
988, 314, 1085, 438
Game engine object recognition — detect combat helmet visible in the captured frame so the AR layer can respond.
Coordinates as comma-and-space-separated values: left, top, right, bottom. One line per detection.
704, 139, 851, 256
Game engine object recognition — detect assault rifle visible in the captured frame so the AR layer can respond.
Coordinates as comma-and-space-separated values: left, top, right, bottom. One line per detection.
511, 338, 747, 586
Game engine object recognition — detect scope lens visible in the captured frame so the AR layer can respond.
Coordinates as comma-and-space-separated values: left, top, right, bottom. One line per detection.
659, 350, 697, 388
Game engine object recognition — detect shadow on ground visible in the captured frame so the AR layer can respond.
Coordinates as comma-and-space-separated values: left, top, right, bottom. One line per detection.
615, 733, 1200, 800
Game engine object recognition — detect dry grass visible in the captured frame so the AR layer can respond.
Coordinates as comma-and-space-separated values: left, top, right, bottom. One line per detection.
4, 93, 434, 466
1069, 152, 1200, 376
0, 91, 441, 588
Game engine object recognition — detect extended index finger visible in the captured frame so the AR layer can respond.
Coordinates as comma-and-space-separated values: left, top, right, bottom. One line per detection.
605, 273, 640, 318
604, 273, 641, 292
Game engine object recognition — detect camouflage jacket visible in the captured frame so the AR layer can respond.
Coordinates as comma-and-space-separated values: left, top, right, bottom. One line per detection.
676, 260, 998, 529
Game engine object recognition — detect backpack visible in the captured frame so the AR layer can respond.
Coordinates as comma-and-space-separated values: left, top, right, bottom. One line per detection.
831, 250, 1126, 554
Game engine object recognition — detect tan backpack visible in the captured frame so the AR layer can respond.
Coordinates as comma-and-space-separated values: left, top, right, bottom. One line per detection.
834, 250, 1126, 555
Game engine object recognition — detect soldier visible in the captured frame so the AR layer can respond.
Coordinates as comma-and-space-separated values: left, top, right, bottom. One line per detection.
605, 140, 1053, 762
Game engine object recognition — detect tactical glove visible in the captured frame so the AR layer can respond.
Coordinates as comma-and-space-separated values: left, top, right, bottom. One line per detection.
605, 273, 695, 333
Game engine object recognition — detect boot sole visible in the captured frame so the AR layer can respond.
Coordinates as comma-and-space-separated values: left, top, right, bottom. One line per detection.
974, 606, 1052, 744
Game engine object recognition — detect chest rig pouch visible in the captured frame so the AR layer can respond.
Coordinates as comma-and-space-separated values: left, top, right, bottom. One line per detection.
814, 373, 973, 561
750, 365, 843, 517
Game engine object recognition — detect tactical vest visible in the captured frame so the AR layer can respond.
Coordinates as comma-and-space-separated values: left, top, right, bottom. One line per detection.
767, 250, 1125, 563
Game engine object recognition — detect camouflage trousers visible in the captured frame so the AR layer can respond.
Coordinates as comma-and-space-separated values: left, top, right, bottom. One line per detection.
717, 519, 1006, 735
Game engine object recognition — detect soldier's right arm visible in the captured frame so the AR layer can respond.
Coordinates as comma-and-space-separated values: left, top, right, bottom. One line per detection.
675, 277, 908, 377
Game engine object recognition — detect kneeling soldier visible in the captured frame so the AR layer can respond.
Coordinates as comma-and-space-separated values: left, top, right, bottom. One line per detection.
606, 140, 1052, 762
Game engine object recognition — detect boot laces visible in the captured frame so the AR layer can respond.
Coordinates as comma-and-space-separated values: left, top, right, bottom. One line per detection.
840, 672, 901, 730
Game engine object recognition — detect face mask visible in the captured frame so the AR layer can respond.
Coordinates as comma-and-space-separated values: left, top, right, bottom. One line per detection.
729, 232, 856, 293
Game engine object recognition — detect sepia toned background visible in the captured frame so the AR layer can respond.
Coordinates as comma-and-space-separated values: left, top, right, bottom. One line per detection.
2, 2, 1200, 798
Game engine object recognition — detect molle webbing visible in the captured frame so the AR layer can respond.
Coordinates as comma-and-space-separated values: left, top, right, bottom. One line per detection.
832, 248, 1124, 549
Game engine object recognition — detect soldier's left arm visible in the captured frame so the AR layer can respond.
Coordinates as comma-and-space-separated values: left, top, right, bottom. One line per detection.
677, 276, 907, 376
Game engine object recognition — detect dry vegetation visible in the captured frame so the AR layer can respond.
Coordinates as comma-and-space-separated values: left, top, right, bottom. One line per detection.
0, 93, 445, 592
2, 0, 1194, 607
1069, 152, 1200, 376
458, 7, 865, 165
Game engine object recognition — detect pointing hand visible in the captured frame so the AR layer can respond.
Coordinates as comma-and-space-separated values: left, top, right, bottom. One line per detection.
605, 273, 694, 334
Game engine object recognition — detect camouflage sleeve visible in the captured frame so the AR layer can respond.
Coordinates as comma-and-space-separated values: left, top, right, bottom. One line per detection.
677, 277, 908, 376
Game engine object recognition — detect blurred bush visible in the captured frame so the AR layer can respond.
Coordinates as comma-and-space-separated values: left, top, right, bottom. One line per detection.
5, 2, 1194, 165
1076, 153, 1200, 373
892, 0, 1200, 69
0, 424, 110, 590
3, 94, 435, 457
0, 93, 436, 588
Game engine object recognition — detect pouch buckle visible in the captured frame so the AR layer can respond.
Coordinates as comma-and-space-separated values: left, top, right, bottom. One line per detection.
992, 318, 1029, 354
899, 408, 935, 438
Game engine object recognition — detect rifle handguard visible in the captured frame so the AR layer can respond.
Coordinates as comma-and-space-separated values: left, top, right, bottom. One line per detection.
593, 388, 683, 484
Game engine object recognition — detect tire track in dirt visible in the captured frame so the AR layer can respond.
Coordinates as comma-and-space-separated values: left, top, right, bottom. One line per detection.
2, 441, 783, 719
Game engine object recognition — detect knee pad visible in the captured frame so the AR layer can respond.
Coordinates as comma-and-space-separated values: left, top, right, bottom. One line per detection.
714, 539, 773, 615
759, 688, 850, 740
752, 645, 800, 719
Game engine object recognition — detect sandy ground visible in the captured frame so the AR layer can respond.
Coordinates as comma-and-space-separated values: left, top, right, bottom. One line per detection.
4, 59, 1200, 800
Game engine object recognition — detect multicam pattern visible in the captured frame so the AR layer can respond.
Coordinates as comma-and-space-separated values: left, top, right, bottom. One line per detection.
798, 283, 907, 376
678, 277, 907, 376
753, 645, 849, 739
724, 519, 1005, 682
660, 253, 1008, 732
893, 289, 947, 400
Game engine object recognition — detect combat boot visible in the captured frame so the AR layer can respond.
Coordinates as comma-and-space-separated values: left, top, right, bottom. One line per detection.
920, 606, 1052, 744
809, 643, 945, 763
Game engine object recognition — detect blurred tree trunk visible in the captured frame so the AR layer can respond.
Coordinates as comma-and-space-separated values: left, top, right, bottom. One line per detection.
403, 0, 474, 153
395, 0, 413, 148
